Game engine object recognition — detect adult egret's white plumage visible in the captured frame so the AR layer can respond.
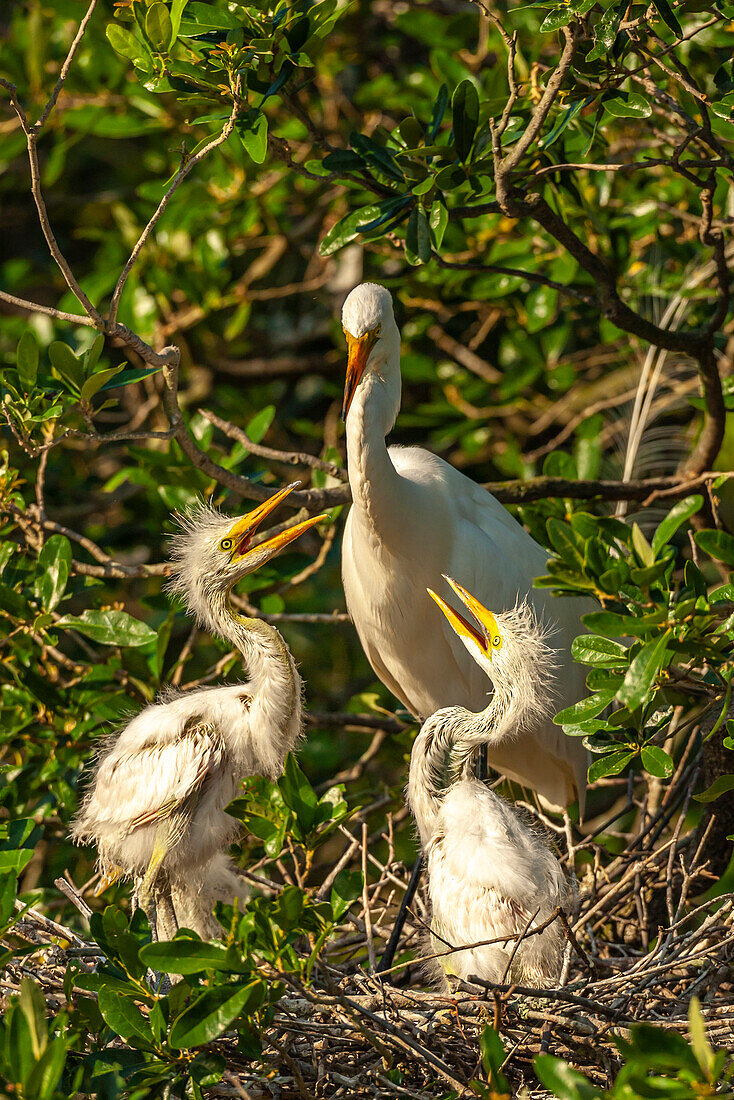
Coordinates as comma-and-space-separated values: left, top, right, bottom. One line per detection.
407, 578, 571, 988
341, 282, 591, 811
72, 484, 326, 940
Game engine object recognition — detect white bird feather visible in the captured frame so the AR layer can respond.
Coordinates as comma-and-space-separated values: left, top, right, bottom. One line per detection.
341, 283, 593, 811
407, 584, 571, 988
72, 489, 325, 940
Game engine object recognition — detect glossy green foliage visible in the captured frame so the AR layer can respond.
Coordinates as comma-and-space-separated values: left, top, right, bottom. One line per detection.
535, 999, 733, 1100
1, 1, 733, 1095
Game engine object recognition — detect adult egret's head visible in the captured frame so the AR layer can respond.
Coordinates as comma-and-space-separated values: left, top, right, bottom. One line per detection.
341, 282, 399, 419
168, 483, 326, 617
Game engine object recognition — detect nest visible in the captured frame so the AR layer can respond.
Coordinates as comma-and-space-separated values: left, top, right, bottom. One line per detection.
7, 750, 734, 1100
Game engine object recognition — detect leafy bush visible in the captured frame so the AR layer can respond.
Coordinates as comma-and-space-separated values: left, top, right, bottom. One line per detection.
1, 0, 733, 1096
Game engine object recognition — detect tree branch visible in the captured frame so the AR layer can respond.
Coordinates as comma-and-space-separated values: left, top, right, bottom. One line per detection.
108, 94, 243, 324
35, 0, 98, 131
0, 78, 102, 324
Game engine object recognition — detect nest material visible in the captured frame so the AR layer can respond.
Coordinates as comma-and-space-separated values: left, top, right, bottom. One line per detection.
6, 757, 734, 1100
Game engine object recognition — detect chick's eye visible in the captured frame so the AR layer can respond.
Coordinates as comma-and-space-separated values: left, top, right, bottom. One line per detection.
375, 324, 382, 336
220, 538, 233, 551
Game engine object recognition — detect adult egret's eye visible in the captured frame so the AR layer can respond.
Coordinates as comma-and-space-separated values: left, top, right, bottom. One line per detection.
220, 537, 234, 551
492, 635, 502, 648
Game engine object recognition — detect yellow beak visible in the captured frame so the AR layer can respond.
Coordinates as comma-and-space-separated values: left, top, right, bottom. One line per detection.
342, 329, 377, 420
224, 483, 326, 560
427, 575, 501, 654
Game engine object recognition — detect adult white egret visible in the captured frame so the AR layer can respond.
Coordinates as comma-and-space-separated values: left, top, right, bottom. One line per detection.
407, 578, 571, 988
72, 484, 326, 941
341, 282, 591, 811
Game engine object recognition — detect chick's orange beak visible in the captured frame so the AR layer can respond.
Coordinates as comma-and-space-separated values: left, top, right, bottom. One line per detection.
342, 330, 377, 420
226, 482, 300, 558
255, 511, 328, 559
427, 576, 501, 655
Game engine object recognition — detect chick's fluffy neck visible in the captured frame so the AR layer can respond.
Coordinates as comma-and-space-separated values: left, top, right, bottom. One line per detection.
193, 579, 301, 734
408, 620, 553, 846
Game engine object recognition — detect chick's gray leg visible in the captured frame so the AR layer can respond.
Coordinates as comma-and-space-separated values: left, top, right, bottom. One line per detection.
156, 886, 179, 941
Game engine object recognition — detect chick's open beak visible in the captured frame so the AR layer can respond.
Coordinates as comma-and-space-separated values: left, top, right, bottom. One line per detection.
342, 329, 377, 420
224, 482, 301, 558
254, 511, 328, 560
226, 482, 327, 562
427, 576, 501, 655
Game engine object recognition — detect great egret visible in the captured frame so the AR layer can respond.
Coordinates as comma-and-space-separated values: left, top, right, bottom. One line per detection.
341, 282, 591, 812
72, 484, 326, 941
407, 577, 571, 988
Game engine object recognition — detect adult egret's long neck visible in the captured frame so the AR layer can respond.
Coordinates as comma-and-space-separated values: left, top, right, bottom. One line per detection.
345, 338, 405, 543
204, 589, 302, 771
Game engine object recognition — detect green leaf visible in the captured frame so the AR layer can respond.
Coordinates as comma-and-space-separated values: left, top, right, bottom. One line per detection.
169, 981, 264, 1049
688, 997, 714, 1077
35, 535, 71, 612
640, 744, 673, 778
582, 611, 658, 637
97, 988, 153, 1044
603, 93, 652, 118
81, 366, 123, 403
651, 0, 682, 37
319, 204, 387, 256
554, 689, 616, 725
616, 633, 669, 710
534, 1053, 601, 1100
652, 497, 702, 555
694, 528, 734, 567
106, 23, 148, 63
246, 405, 275, 444
279, 753, 318, 831
452, 79, 479, 162
101, 364, 162, 391
429, 200, 448, 249
480, 1027, 509, 1093
56, 609, 157, 647
146, 2, 173, 51
330, 869, 363, 920
17, 332, 39, 391
593, 2, 624, 50
350, 133, 404, 183
49, 341, 84, 392
405, 207, 431, 266
539, 8, 573, 32
694, 773, 734, 803
631, 523, 654, 566
170, 0, 188, 40
571, 635, 627, 667
427, 84, 449, 141
236, 109, 268, 164
140, 939, 232, 974
588, 749, 636, 783
18, 979, 47, 1060
541, 96, 592, 150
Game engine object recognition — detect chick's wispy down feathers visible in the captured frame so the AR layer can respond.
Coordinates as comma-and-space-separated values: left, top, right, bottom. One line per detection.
407, 596, 572, 990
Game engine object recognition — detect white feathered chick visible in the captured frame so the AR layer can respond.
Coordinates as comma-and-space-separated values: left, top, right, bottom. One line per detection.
72, 484, 325, 940
407, 577, 572, 989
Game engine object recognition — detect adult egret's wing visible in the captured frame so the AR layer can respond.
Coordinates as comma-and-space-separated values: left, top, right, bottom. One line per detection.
90, 721, 225, 833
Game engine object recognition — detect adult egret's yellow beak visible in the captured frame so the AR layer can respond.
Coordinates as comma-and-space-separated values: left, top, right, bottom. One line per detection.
225, 483, 326, 560
427, 576, 502, 655
342, 329, 378, 420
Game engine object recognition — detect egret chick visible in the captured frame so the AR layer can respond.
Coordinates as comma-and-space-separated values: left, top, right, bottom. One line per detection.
407, 577, 572, 989
72, 484, 326, 940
